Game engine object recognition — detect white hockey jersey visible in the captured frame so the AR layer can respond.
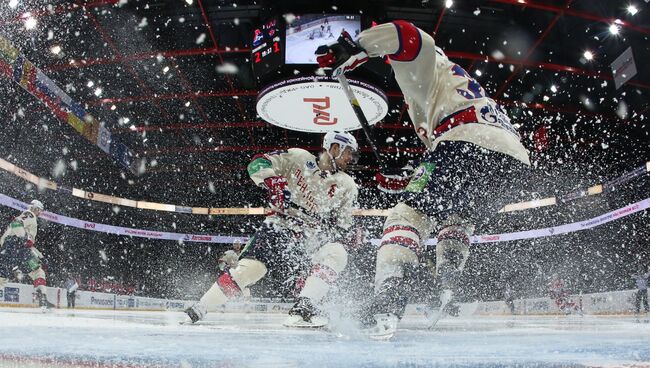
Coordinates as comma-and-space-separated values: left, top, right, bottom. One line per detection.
247, 148, 358, 233
358, 21, 530, 165
0, 209, 39, 247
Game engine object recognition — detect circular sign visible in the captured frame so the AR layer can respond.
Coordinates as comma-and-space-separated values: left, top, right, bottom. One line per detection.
256, 76, 388, 133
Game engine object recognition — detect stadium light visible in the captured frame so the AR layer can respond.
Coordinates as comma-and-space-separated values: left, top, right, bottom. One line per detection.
583, 51, 594, 60
627, 5, 638, 15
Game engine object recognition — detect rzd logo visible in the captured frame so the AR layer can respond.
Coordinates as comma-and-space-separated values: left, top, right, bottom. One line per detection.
303, 97, 338, 125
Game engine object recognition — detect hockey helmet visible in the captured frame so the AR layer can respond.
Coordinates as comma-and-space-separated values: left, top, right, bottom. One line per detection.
322, 131, 359, 164
29, 200, 44, 211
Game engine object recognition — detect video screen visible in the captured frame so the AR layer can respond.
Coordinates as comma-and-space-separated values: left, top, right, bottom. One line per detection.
285, 14, 361, 64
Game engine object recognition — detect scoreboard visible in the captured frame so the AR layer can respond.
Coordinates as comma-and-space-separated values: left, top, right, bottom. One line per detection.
251, 18, 283, 76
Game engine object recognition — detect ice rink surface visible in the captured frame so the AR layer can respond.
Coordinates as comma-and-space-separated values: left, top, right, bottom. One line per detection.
0, 307, 649, 368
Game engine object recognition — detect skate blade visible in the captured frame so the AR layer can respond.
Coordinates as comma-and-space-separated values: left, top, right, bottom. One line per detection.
425, 310, 444, 329
282, 315, 328, 328
365, 330, 395, 341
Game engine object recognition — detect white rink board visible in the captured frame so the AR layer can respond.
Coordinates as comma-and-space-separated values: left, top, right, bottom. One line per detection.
1, 281, 641, 315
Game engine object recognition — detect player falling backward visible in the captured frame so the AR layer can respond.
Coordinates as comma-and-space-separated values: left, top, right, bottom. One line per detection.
185, 132, 359, 327
0, 200, 54, 308
317, 21, 530, 337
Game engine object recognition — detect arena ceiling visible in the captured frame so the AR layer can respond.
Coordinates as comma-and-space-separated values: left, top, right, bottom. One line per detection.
0, 0, 648, 208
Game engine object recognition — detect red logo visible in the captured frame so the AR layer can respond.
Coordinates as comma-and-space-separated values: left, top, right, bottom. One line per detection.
191, 235, 212, 241
328, 184, 337, 198
303, 97, 338, 125
84, 223, 96, 229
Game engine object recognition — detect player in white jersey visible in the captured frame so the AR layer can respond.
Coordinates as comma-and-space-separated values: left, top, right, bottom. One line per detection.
317, 21, 531, 336
185, 131, 359, 327
0, 200, 53, 307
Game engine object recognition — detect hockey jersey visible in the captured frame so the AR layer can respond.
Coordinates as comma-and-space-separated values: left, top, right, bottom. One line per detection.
247, 148, 358, 233
358, 21, 530, 165
0, 209, 39, 247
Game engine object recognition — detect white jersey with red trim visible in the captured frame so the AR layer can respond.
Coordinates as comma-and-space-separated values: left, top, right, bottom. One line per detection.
248, 148, 358, 233
358, 21, 530, 165
0, 209, 38, 247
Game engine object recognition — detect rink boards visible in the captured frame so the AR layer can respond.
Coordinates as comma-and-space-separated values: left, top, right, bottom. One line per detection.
0, 281, 642, 316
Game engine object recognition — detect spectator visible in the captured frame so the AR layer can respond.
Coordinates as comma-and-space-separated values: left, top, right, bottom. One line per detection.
632, 267, 650, 315
64, 275, 79, 309
504, 282, 515, 315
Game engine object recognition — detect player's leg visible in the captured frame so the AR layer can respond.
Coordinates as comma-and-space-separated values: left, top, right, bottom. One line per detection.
29, 266, 53, 308
185, 258, 267, 322
185, 223, 286, 323
434, 214, 474, 311
359, 202, 432, 336
284, 242, 348, 327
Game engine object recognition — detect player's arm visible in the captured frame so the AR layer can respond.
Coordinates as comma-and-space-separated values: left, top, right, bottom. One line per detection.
247, 148, 309, 209
14, 211, 38, 247
357, 21, 423, 60
316, 21, 436, 76
322, 178, 359, 246
336, 180, 359, 231
247, 148, 311, 185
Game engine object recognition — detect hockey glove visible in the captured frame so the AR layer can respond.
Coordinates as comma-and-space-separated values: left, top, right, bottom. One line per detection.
263, 176, 291, 210
315, 31, 369, 78
375, 165, 414, 194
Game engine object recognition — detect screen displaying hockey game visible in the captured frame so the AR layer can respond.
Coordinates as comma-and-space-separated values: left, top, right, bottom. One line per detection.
285, 14, 361, 64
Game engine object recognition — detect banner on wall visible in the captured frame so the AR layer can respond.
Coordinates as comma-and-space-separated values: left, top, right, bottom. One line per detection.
0, 34, 134, 171
0, 193, 647, 246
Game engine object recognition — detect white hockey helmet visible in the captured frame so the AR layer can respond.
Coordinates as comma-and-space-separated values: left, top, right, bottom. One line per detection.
29, 200, 44, 211
323, 131, 358, 156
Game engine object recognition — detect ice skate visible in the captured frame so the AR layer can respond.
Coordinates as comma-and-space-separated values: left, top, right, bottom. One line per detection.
360, 313, 398, 340
426, 289, 454, 329
183, 304, 207, 324
283, 297, 328, 328
36, 290, 54, 311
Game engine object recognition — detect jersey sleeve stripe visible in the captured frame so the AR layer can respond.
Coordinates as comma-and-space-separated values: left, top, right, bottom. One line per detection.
247, 156, 272, 177
388, 21, 422, 62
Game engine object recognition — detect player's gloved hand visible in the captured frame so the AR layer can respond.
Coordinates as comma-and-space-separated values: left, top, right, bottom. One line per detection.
263, 176, 291, 209
315, 31, 369, 78
375, 164, 414, 194
217, 260, 227, 273
25, 239, 34, 248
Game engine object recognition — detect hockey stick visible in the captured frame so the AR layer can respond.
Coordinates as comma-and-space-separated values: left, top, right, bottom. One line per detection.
336, 74, 386, 170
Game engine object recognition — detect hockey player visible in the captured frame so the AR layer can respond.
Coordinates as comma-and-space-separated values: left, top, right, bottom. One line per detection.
549, 274, 582, 315
632, 267, 650, 315
185, 132, 359, 327
316, 22, 531, 337
217, 240, 242, 272
0, 200, 53, 308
